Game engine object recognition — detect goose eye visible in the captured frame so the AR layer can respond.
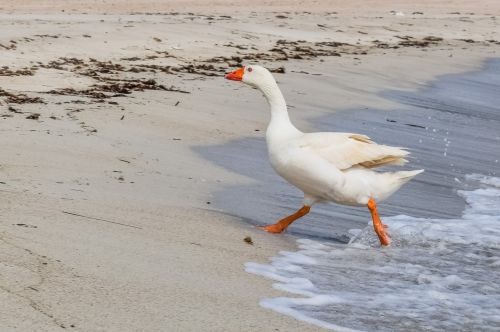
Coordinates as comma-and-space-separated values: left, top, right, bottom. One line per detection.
247, 67, 253, 72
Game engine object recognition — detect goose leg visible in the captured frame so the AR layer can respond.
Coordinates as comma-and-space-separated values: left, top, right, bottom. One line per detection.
260, 206, 311, 233
367, 198, 391, 246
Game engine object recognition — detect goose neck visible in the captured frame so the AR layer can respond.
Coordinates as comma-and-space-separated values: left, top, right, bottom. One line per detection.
258, 81, 300, 138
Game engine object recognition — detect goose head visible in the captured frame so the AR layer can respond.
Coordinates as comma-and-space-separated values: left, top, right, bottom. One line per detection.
225, 65, 277, 88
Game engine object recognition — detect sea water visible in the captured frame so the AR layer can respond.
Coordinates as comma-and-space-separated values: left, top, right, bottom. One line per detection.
246, 174, 500, 331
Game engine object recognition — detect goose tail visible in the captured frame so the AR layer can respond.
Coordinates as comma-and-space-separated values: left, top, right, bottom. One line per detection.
396, 169, 424, 184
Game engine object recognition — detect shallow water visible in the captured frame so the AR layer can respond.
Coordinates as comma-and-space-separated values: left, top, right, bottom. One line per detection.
196, 58, 500, 330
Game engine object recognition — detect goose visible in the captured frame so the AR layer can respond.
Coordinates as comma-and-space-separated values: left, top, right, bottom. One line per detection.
225, 65, 423, 246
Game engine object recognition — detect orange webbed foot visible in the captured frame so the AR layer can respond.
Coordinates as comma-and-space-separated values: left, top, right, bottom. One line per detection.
258, 205, 311, 234
373, 223, 391, 246
258, 224, 286, 233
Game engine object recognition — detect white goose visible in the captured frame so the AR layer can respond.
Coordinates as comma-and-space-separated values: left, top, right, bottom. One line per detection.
225, 65, 423, 246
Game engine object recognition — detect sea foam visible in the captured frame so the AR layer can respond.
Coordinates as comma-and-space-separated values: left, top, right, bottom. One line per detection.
246, 175, 500, 331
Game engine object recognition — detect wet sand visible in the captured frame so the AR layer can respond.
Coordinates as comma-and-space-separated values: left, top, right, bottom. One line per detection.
1, 1, 499, 331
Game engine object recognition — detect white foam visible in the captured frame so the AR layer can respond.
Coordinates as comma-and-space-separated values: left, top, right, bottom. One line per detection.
246, 175, 500, 331
466, 173, 500, 187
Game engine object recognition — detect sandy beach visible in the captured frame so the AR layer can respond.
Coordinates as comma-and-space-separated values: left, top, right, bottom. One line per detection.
1, 1, 499, 331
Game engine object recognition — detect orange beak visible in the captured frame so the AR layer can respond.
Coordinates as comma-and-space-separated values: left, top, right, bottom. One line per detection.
225, 66, 245, 81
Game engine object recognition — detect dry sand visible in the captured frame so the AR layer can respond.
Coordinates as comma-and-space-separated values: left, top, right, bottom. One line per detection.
0, 1, 499, 331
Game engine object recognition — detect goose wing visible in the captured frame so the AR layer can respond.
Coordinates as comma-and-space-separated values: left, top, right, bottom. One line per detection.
298, 132, 409, 170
